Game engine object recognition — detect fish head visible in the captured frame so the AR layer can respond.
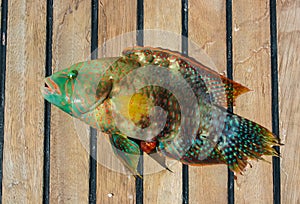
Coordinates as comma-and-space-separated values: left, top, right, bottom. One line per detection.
41, 58, 118, 118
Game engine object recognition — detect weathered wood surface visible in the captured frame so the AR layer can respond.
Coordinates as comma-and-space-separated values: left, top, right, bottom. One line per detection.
2, 1, 46, 203
50, 1, 91, 203
1, 0, 299, 203
96, 0, 136, 203
233, 1, 274, 203
189, 1, 228, 204
143, 1, 182, 204
277, 1, 300, 204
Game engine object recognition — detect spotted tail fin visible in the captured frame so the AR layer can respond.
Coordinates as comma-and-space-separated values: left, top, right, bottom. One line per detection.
218, 114, 281, 174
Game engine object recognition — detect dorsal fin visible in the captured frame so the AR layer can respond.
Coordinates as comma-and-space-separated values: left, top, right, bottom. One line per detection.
122, 46, 251, 108
220, 75, 251, 107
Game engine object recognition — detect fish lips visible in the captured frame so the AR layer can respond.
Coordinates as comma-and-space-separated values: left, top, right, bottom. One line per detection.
41, 77, 64, 105
42, 77, 59, 93
41, 76, 113, 117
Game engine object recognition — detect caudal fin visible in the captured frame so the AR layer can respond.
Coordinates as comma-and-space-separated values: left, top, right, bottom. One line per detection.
218, 114, 281, 174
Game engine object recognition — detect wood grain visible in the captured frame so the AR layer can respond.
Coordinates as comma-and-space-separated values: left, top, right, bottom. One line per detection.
2, 1, 46, 203
96, 1, 136, 203
2, 1, 300, 203
189, 1, 228, 203
277, 1, 300, 203
232, 1, 274, 203
50, 1, 91, 203
143, 1, 182, 204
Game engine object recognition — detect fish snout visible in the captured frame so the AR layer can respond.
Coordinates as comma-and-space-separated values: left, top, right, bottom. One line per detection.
42, 77, 62, 96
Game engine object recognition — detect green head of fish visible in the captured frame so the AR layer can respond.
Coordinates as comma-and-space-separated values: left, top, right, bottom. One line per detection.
41, 58, 119, 118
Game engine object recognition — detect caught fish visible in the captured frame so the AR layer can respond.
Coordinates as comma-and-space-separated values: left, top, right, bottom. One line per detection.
42, 46, 280, 176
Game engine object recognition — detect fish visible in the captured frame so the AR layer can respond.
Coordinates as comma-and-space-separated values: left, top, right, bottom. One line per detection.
42, 46, 281, 177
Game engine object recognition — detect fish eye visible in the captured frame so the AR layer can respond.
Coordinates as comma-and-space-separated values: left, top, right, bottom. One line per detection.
67, 70, 78, 80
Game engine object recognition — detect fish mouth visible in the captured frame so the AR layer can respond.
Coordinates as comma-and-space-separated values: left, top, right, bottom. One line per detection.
41, 77, 61, 96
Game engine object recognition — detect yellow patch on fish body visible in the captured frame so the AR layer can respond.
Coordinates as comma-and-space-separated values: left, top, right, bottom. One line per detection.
115, 93, 153, 125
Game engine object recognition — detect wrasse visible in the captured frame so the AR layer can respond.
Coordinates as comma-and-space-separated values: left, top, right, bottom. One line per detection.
42, 46, 281, 177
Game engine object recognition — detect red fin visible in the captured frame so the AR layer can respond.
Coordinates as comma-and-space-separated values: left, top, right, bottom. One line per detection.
220, 75, 251, 107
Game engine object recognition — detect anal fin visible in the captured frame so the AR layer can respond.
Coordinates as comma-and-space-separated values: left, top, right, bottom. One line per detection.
147, 151, 173, 173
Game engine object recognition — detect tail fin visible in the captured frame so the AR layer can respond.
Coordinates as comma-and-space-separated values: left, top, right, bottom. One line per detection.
218, 114, 281, 174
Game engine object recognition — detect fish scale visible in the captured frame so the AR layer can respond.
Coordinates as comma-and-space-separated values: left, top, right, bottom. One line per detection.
42, 46, 281, 177
121, 47, 280, 173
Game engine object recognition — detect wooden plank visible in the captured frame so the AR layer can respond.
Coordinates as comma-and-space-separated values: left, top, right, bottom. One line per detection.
2, 1, 46, 203
50, 1, 91, 203
144, 0, 181, 36
232, 1, 274, 203
277, 1, 300, 203
143, 1, 182, 203
189, 1, 228, 203
96, 1, 137, 203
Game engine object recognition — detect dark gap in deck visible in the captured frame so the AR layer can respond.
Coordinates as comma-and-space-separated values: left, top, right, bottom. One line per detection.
0, 0, 8, 202
269, 1, 281, 204
89, 0, 99, 203
43, 0, 53, 203
136, 0, 144, 46
181, 0, 189, 204
136, 0, 144, 203
226, 1, 235, 204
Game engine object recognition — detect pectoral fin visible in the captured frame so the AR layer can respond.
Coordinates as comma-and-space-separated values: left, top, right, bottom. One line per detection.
109, 133, 142, 177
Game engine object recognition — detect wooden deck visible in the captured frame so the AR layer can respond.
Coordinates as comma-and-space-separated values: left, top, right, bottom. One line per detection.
0, 0, 299, 203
